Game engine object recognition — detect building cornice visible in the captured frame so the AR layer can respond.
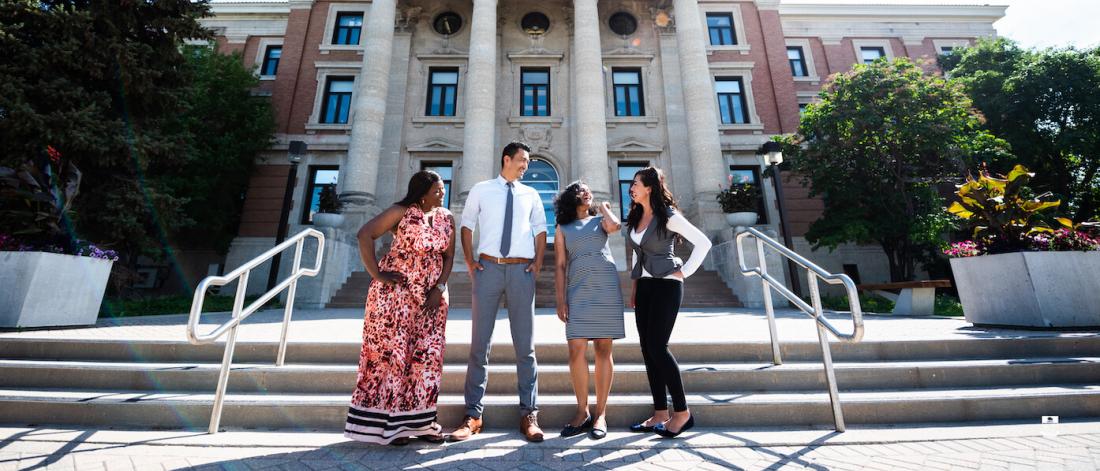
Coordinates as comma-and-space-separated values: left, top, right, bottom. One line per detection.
209, 0, 292, 15
778, 3, 1007, 23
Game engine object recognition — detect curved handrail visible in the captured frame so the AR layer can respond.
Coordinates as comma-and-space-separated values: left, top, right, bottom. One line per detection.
734, 226, 864, 432
735, 228, 864, 342
186, 228, 324, 434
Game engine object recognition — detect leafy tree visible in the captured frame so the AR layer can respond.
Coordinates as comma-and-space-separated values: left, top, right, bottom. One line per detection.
1, 1, 275, 292
943, 38, 1100, 222
791, 58, 1009, 281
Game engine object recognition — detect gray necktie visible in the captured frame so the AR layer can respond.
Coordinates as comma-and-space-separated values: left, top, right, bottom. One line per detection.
500, 182, 514, 257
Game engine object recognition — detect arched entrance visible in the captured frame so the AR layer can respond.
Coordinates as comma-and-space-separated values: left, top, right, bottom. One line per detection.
521, 158, 559, 241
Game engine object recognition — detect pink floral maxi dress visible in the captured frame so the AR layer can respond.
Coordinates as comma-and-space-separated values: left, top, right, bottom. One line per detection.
345, 206, 452, 444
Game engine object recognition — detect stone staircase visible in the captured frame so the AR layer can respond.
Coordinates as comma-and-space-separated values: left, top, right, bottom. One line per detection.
327, 244, 741, 309
1, 336, 1098, 430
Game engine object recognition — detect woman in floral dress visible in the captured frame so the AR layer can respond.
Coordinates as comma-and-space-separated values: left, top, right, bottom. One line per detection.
345, 170, 455, 446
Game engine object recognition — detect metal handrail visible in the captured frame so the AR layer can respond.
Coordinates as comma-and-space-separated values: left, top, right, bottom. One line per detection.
734, 227, 864, 432
187, 228, 325, 434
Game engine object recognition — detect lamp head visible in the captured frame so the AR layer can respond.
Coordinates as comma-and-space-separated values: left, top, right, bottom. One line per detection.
288, 140, 307, 164
761, 140, 783, 166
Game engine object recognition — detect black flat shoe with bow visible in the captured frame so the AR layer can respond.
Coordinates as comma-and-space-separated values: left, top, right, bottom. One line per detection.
560, 415, 593, 437
654, 415, 694, 438
628, 421, 655, 433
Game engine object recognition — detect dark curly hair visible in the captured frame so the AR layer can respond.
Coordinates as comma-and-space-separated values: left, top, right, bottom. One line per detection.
554, 181, 596, 226
625, 166, 677, 231
395, 170, 442, 207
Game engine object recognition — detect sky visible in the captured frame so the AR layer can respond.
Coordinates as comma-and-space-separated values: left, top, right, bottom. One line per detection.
993, 0, 1100, 49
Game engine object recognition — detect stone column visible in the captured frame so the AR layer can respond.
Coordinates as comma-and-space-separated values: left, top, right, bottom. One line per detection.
672, 0, 729, 232
571, 0, 612, 201
340, 0, 398, 211
457, 0, 499, 198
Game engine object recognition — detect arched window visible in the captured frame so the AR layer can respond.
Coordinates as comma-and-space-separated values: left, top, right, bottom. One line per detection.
520, 159, 559, 240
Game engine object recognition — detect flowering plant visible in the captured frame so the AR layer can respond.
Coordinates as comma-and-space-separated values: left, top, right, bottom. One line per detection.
943, 240, 983, 258
0, 146, 116, 260
1027, 228, 1100, 252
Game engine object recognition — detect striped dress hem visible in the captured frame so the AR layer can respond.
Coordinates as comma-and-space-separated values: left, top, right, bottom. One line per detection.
343, 403, 441, 445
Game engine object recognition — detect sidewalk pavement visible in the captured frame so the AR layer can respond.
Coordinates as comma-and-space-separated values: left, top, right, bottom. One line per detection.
2, 421, 1098, 470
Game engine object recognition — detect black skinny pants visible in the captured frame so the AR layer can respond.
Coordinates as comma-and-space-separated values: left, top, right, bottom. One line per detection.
634, 277, 687, 412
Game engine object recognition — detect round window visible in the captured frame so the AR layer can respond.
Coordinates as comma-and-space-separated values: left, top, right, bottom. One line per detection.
432, 12, 463, 36
608, 12, 637, 36
521, 12, 551, 35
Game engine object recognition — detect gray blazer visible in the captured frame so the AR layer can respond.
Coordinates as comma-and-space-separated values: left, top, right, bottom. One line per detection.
625, 209, 683, 280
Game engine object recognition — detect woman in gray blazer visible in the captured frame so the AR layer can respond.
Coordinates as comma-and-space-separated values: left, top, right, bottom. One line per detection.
623, 167, 711, 438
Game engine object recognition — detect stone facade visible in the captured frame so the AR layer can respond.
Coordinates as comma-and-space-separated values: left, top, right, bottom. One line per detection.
203, 0, 1005, 302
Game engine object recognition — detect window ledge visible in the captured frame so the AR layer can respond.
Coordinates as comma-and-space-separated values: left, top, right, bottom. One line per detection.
259, 75, 276, 81
793, 76, 821, 84
411, 116, 466, 128
706, 45, 751, 55
718, 123, 765, 131
305, 123, 352, 133
319, 45, 365, 54
606, 116, 659, 128
508, 116, 563, 127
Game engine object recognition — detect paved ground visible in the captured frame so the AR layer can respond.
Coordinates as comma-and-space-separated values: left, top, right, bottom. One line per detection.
1, 306, 1094, 345
1, 422, 1098, 470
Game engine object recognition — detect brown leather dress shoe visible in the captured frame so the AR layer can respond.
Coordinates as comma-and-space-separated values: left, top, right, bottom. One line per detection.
521, 412, 545, 442
449, 415, 483, 442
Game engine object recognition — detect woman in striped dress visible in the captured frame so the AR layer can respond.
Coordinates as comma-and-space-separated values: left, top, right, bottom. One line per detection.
553, 181, 625, 440
345, 170, 454, 446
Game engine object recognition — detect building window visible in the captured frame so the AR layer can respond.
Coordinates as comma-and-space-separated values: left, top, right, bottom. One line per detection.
426, 68, 458, 117
608, 12, 638, 36
798, 103, 809, 116
521, 68, 550, 117
861, 46, 886, 64
787, 46, 807, 77
421, 162, 453, 208
618, 162, 648, 220
729, 165, 767, 224
521, 12, 551, 35
332, 12, 363, 45
301, 166, 339, 224
706, 13, 737, 46
432, 12, 463, 36
321, 76, 354, 124
612, 69, 644, 117
260, 45, 282, 76
939, 46, 955, 55
715, 77, 749, 124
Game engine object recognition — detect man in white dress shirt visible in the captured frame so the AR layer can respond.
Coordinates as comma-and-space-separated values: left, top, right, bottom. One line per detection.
450, 142, 547, 442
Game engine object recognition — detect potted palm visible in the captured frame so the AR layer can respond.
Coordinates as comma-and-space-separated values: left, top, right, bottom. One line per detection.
312, 184, 344, 227
717, 178, 761, 230
0, 146, 118, 328
945, 165, 1100, 328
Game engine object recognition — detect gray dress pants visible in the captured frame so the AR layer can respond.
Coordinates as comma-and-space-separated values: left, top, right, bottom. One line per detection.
463, 260, 538, 418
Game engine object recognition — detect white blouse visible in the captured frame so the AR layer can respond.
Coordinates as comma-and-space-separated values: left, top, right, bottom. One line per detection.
629, 212, 712, 280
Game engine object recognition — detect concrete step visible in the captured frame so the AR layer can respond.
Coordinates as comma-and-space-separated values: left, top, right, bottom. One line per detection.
2, 358, 1097, 394
328, 269, 742, 309
1, 385, 1097, 430
4, 337, 1100, 364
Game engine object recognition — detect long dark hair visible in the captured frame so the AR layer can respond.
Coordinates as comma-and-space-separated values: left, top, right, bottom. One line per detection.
554, 181, 596, 226
625, 166, 677, 230
396, 170, 442, 207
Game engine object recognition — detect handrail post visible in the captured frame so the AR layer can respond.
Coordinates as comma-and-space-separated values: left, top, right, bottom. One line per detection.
209, 270, 249, 434
756, 236, 782, 365
808, 268, 845, 432
276, 238, 305, 367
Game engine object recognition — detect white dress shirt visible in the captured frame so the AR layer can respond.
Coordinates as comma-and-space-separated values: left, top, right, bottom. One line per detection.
629, 212, 712, 280
460, 175, 547, 259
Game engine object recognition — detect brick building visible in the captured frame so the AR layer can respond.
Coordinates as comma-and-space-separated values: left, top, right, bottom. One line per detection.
201, 0, 1005, 305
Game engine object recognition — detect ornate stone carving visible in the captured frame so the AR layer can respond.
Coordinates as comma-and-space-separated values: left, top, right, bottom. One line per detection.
395, 6, 422, 33
650, 7, 675, 33
517, 126, 553, 154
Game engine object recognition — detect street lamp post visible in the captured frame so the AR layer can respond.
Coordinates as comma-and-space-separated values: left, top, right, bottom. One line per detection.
762, 141, 802, 298
267, 141, 307, 291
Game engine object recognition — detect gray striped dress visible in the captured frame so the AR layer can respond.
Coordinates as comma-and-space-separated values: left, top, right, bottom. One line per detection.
560, 216, 625, 339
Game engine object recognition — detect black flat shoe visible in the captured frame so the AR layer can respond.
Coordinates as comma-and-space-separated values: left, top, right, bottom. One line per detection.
654, 415, 694, 438
389, 437, 412, 446
589, 426, 607, 440
560, 415, 593, 437
628, 421, 655, 433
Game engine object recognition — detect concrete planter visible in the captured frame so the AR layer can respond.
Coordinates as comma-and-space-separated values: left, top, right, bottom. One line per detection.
724, 212, 758, 230
312, 213, 344, 228
0, 251, 113, 328
950, 251, 1100, 328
